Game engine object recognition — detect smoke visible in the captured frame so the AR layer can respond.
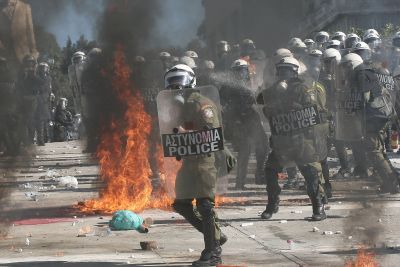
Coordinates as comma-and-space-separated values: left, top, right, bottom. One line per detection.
28, 0, 204, 49
27, 0, 106, 46
147, 0, 205, 49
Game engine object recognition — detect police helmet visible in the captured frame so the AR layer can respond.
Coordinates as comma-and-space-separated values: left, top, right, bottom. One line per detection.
159, 51, 171, 59
276, 56, 299, 69
322, 48, 342, 62
344, 34, 361, 49
135, 56, 146, 63
273, 48, 293, 65
314, 31, 330, 44
352, 41, 372, 62
331, 31, 346, 43
217, 40, 230, 53
341, 53, 363, 70
184, 50, 198, 59
309, 49, 323, 58
304, 39, 315, 46
164, 64, 196, 89
179, 56, 197, 69
201, 60, 215, 70
71, 51, 86, 65
326, 39, 341, 50
363, 29, 380, 40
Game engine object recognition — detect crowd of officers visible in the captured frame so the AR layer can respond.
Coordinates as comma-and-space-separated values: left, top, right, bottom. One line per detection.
154, 29, 400, 266
0, 51, 92, 156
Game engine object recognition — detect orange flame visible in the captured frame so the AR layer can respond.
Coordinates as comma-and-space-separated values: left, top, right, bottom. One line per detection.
80, 45, 172, 214
79, 45, 245, 214
345, 249, 379, 267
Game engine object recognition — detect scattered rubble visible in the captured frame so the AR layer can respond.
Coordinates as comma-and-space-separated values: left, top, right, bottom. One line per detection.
57, 176, 79, 189
291, 210, 303, 214
323, 231, 333, 235
140, 241, 158, 250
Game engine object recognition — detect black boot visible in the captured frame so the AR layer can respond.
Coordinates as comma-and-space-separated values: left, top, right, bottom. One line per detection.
311, 197, 326, 221
192, 241, 222, 267
220, 232, 228, 246
261, 196, 280, 220
324, 182, 332, 199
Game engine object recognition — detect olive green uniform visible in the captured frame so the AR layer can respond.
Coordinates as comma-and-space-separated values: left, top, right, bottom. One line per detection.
262, 78, 328, 220
172, 90, 223, 261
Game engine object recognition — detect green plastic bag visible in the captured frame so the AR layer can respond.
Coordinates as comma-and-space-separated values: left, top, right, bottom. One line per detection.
109, 210, 145, 232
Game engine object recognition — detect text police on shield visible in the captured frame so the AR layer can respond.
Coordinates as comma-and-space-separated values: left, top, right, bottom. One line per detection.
161, 127, 224, 157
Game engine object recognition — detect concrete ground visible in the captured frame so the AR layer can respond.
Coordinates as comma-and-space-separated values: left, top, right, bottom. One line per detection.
0, 141, 400, 267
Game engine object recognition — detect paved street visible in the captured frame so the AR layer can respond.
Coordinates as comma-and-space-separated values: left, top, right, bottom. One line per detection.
0, 141, 400, 266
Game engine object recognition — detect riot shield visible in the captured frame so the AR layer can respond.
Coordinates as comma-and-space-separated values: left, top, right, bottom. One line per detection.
262, 81, 328, 166
334, 63, 365, 141
156, 86, 228, 200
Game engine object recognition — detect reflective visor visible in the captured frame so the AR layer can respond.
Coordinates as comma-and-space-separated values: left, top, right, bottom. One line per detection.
165, 75, 191, 89
345, 37, 359, 49
354, 49, 371, 62
316, 35, 328, 43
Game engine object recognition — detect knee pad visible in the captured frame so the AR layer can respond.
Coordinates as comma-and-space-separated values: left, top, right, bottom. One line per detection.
196, 198, 214, 218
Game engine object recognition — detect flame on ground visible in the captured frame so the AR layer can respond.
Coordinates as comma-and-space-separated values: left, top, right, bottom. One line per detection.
80, 45, 173, 214
345, 249, 379, 267
79, 45, 245, 214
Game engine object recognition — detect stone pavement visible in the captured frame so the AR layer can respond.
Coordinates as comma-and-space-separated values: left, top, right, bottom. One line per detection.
0, 141, 400, 267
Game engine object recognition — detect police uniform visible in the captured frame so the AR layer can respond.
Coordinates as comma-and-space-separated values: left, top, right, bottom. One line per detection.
0, 64, 19, 155
262, 77, 328, 220
355, 64, 399, 192
172, 90, 225, 265
219, 81, 267, 188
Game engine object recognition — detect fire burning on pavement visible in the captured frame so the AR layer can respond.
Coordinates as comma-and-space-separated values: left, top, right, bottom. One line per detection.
79, 45, 243, 215
80, 45, 173, 214
345, 249, 379, 267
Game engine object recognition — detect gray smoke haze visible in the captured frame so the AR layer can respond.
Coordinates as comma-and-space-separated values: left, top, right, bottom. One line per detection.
28, 0, 204, 49
27, 0, 106, 46
147, 0, 205, 49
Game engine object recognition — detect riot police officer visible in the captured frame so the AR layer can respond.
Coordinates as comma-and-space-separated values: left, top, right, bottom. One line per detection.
260, 57, 328, 221
35, 62, 52, 146
220, 59, 267, 188
0, 57, 18, 155
68, 51, 86, 115
54, 98, 74, 142
353, 50, 399, 192
320, 48, 351, 179
164, 64, 227, 266
314, 31, 329, 50
215, 40, 231, 71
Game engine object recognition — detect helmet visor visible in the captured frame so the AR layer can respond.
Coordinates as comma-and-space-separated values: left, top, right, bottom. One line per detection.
276, 66, 297, 80
232, 66, 250, 81
165, 75, 192, 89
345, 37, 359, 49
365, 38, 382, 50
326, 44, 340, 50
332, 35, 345, 42
354, 49, 371, 62
315, 35, 329, 43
